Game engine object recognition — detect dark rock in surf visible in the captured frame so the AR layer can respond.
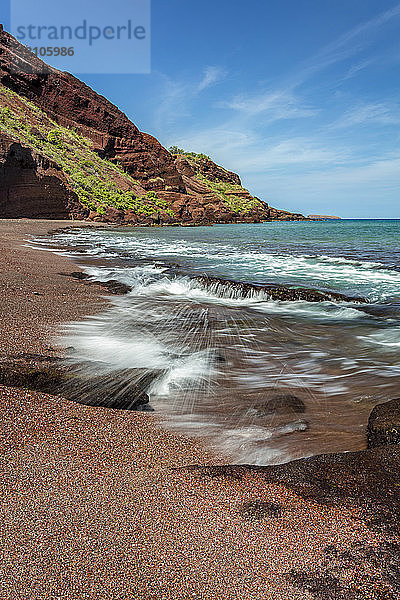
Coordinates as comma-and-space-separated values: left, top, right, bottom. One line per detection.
0, 353, 64, 391
263, 394, 306, 415
100, 280, 132, 295
0, 354, 156, 412
195, 275, 367, 304
1, 352, 158, 411
67, 272, 132, 295
61, 368, 159, 411
367, 398, 400, 448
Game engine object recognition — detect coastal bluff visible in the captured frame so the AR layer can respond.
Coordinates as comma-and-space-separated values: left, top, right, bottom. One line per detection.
0, 27, 307, 225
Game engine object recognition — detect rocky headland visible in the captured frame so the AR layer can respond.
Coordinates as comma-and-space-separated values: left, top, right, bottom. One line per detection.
0, 27, 307, 225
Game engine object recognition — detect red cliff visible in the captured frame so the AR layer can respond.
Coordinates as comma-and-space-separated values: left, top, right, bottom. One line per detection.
0, 27, 307, 224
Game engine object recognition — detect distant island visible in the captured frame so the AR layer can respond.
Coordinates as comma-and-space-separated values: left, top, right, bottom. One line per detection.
308, 215, 341, 220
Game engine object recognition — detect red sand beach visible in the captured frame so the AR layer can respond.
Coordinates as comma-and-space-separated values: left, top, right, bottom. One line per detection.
0, 220, 396, 599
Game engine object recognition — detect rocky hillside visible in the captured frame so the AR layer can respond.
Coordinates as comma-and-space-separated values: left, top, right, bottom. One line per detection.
0, 26, 307, 224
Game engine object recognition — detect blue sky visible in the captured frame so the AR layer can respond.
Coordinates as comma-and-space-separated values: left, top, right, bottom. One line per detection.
3, 0, 400, 217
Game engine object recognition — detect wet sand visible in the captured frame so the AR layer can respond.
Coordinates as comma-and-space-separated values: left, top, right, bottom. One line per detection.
0, 219, 396, 599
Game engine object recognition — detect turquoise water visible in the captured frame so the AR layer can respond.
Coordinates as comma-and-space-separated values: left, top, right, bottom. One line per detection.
38, 220, 400, 464
56, 219, 400, 301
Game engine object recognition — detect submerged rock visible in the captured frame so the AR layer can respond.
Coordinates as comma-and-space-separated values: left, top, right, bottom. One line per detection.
262, 394, 306, 415
68, 271, 90, 281
100, 280, 132, 295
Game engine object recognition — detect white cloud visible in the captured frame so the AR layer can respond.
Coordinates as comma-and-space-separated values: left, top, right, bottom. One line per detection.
283, 2, 400, 89
219, 90, 318, 122
323, 3, 400, 54
154, 66, 226, 128
174, 126, 256, 155
236, 139, 351, 171
152, 4, 400, 216
342, 58, 376, 81
174, 122, 352, 174
156, 3, 400, 132
276, 156, 400, 190
197, 66, 226, 92
243, 155, 400, 217
153, 74, 190, 128
333, 102, 400, 128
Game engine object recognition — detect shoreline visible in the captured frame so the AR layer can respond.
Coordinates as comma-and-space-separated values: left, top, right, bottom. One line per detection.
0, 217, 223, 453
0, 219, 109, 356
1, 219, 399, 599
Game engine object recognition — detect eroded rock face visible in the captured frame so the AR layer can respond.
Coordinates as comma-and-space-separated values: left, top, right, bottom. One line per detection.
0, 28, 184, 192
0, 135, 86, 219
174, 154, 308, 223
268, 207, 308, 221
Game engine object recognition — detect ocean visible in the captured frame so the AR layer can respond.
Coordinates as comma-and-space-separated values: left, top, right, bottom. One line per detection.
36, 220, 400, 465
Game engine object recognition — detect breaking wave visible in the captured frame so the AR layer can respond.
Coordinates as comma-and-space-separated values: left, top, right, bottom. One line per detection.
32, 221, 400, 465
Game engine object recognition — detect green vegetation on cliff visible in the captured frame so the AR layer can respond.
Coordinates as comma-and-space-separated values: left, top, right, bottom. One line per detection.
195, 173, 262, 213
169, 147, 211, 162
169, 147, 263, 214
0, 86, 174, 218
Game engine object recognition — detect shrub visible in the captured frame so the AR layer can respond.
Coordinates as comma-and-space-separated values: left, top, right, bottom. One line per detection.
168, 145, 185, 155
47, 129, 63, 146
0, 106, 13, 122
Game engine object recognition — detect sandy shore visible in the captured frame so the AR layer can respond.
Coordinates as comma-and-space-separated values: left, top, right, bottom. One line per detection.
0, 219, 108, 356
0, 219, 396, 599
